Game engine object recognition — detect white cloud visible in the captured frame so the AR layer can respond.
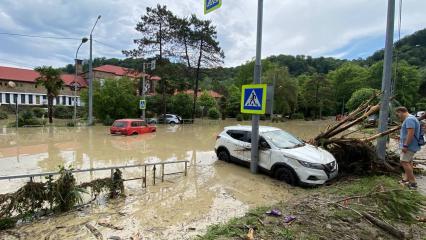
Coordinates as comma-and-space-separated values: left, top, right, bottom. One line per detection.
0, 0, 425, 68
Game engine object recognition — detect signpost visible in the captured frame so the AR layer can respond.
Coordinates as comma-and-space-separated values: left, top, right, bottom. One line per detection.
241, 84, 267, 114
139, 100, 146, 110
204, 0, 222, 14
250, 0, 264, 174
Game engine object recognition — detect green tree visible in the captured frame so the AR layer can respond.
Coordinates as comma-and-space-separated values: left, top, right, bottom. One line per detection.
226, 85, 241, 118
263, 65, 298, 116
170, 93, 193, 119
328, 63, 368, 113
300, 73, 334, 119
35, 66, 64, 123
123, 4, 176, 119
346, 88, 379, 111
368, 60, 421, 108
190, 15, 224, 120
218, 96, 227, 120
198, 91, 216, 109
81, 78, 140, 124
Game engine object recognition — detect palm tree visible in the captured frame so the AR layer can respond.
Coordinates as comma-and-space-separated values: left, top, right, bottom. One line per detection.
35, 66, 63, 123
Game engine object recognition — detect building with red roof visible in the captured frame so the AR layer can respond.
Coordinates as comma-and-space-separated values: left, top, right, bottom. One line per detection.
0, 66, 86, 106
86, 64, 161, 95
0, 63, 161, 107
176, 89, 223, 99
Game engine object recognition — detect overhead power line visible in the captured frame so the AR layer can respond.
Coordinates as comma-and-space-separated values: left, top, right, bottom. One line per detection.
0, 32, 81, 40
0, 58, 36, 68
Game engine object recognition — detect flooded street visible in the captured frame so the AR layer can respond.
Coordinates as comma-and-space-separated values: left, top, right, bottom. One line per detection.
0, 119, 332, 239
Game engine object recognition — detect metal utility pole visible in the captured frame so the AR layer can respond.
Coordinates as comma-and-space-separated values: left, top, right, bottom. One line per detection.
377, 0, 395, 160
250, 0, 263, 174
271, 71, 276, 120
88, 15, 101, 126
74, 38, 88, 126
142, 63, 146, 120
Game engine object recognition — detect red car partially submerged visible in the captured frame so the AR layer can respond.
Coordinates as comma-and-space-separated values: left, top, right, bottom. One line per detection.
110, 119, 156, 136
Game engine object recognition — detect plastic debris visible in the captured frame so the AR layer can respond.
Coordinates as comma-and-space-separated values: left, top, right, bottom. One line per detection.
265, 209, 282, 217
283, 215, 296, 224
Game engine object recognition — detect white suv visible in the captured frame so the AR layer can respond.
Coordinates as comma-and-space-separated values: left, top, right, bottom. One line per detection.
214, 125, 338, 186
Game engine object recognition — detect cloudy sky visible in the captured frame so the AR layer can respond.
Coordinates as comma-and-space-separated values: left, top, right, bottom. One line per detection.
0, 0, 425, 69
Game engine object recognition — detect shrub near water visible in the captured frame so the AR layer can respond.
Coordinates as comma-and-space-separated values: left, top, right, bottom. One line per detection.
0, 166, 125, 230
9, 110, 46, 127
208, 107, 220, 119
0, 111, 8, 120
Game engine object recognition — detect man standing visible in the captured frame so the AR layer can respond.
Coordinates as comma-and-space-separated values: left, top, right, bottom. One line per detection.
395, 107, 421, 189
419, 112, 426, 121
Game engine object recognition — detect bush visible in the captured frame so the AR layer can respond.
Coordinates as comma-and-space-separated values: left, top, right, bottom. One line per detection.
260, 115, 266, 121
346, 88, 379, 111
236, 114, 243, 121
32, 107, 46, 118
66, 121, 75, 127
81, 78, 140, 122
171, 93, 193, 119
9, 110, 45, 127
0, 111, 8, 120
53, 106, 73, 119
208, 107, 220, 120
103, 115, 114, 126
292, 112, 304, 119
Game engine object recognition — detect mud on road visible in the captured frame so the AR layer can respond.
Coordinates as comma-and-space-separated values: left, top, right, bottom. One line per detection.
0, 119, 333, 239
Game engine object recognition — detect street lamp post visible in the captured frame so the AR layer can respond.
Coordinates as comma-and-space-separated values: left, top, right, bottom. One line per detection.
73, 37, 88, 126
88, 15, 101, 126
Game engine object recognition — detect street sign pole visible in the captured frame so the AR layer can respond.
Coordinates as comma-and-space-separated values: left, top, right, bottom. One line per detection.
251, 0, 264, 174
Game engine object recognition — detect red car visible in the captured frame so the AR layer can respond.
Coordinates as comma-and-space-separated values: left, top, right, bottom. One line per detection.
110, 119, 156, 136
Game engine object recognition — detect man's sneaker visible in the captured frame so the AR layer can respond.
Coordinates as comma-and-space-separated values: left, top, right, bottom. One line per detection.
407, 182, 418, 190
399, 179, 409, 185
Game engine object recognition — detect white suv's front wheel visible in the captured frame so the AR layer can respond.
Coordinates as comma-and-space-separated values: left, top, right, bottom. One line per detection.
274, 167, 298, 186
217, 148, 230, 162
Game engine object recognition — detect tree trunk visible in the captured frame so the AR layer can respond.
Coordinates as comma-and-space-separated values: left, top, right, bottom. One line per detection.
48, 95, 53, 124
192, 39, 203, 121
314, 78, 320, 119
159, 22, 166, 120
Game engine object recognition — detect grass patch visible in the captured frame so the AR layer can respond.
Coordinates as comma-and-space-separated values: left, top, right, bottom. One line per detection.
199, 175, 426, 239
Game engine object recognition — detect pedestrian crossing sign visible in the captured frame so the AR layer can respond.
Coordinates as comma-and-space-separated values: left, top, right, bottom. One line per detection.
241, 84, 267, 114
139, 100, 146, 110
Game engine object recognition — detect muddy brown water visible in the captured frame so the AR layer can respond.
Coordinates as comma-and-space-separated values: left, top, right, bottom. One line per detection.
0, 119, 332, 240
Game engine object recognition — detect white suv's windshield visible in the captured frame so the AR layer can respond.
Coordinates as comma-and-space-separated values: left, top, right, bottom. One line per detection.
262, 130, 304, 149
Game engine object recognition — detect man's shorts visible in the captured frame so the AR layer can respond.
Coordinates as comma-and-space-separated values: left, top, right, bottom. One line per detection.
400, 151, 415, 162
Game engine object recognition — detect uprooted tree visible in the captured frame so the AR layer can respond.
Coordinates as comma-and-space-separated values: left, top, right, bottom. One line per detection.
311, 93, 404, 175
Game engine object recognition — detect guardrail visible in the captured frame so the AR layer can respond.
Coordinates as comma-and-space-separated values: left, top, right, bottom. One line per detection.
0, 160, 189, 188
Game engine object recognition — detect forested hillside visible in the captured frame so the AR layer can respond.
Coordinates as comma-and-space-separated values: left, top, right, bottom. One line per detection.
63, 28, 426, 119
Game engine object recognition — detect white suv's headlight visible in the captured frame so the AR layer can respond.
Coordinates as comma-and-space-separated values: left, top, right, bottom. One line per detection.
297, 160, 324, 170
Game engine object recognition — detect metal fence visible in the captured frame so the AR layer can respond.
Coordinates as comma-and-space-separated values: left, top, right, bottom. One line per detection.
0, 160, 189, 189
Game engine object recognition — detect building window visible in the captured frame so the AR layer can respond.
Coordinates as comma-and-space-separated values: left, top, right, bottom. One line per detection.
13, 94, 18, 103
62, 96, 66, 105
35, 85, 37, 88
29, 95, 33, 104
21, 94, 25, 104
68, 97, 72, 106
5, 93, 10, 103
56, 96, 60, 105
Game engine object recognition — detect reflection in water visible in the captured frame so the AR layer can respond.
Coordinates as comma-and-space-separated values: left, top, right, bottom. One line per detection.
0, 119, 332, 239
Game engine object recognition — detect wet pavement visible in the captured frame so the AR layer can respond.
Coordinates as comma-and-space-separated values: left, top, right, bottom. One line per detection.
0, 119, 332, 239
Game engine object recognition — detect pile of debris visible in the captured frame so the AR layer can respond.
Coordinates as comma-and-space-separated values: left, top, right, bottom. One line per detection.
311, 95, 402, 176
